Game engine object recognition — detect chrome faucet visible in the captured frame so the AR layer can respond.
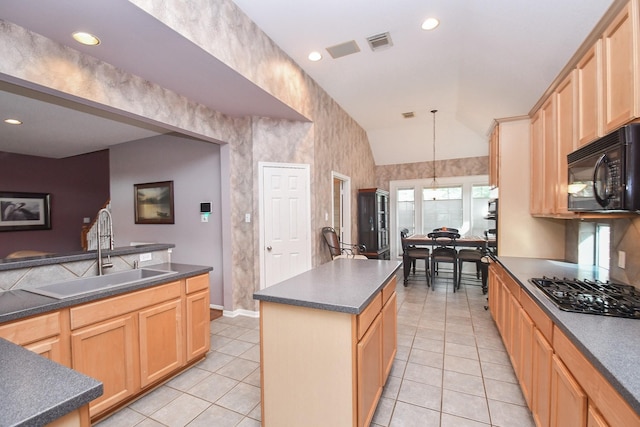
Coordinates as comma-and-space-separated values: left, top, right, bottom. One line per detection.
96, 208, 114, 275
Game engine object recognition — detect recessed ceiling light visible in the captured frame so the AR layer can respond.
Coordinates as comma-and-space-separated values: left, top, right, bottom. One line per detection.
308, 51, 323, 62
421, 18, 440, 31
72, 31, 101, 46
4, 118, 22, 125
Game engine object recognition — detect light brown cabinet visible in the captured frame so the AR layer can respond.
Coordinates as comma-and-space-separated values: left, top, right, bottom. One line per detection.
577, 41, 602, 147
0, 311, 70, 366
532, 328, 553, 427
555, 71, 577, 215
530, 111, 544, 215
71, 313, 138, 416
603, 0, 636, 133
357, 311, 383, 427
550, 354, 587, 427
489, 124, 500, 188
185, 274, 211, 362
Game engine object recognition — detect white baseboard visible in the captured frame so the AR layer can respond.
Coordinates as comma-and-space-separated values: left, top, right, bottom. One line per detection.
209, 304, 259, 318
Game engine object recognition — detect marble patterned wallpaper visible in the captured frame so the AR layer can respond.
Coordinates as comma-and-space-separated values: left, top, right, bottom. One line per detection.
375, 156, 489, 190
0, 0, 378, 312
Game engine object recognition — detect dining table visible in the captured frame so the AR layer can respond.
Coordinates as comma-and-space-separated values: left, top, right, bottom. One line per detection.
401, 234, 496, 292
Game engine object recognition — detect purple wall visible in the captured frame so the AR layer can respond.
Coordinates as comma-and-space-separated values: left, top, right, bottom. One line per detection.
0, 150, 110, 257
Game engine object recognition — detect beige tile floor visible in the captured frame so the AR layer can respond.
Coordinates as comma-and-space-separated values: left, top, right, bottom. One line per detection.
96, 269, 535, 427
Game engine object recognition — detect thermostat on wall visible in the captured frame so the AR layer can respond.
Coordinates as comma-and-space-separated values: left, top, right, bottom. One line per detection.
200, 202, 212, 213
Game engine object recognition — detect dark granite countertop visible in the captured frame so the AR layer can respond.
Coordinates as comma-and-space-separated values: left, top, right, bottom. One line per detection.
495, 256, 640, 415
0, 262, 212, 325
0, 338, 103, 427
253, 259, 402, 314
0, 244, 175, 271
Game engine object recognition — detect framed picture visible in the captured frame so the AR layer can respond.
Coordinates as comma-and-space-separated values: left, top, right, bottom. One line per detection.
134, 181, 175, 224
0, 192, 51, 231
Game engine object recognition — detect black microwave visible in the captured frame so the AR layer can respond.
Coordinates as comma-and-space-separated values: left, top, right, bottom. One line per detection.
567, 123, 640, 212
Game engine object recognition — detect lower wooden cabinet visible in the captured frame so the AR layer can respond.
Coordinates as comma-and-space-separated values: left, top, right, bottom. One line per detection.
185, 274, 211, 362
550, 354, 587, 427
357, 313, 383, 427
139, 299, 183, 387
489, 263, 640, 427
0, 311, 70, 366
71, 314, 138, 416
532, 328, 553, 427
381, 291, 397, 380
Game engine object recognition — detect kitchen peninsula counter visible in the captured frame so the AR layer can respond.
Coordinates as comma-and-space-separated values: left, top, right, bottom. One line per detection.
0, 338, 102, 427
493, 256, 640, 422
254, 259, 401, 427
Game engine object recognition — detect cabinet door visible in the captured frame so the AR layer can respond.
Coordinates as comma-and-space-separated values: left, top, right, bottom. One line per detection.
532, 328, 553, 427
530, 110, 544, 215
489, 125, 500, 188
603, 1, 635, 133
508, 293, 522, 378
72, 314, 138, 417
24, 336, 64, 363
357, 313, 382, 427
139, 299, 183, 387
541, 97, 557, 215
555, 71, 576, 214
381, 291, 397, 382
577, 41, 602, 147
519, 309, 534, 409
186, 289, 211, 362
550, 354, 587, 427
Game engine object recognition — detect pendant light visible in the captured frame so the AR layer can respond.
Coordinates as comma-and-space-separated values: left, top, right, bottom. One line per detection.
430, 109, 438, 197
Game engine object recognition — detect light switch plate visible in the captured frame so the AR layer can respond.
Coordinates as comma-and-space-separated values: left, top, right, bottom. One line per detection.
618, 250, 626, 269
140, 253, 152, 262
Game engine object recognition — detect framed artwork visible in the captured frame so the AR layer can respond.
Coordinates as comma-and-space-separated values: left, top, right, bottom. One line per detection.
134, 181, 175, 224
0, 192, 51, 231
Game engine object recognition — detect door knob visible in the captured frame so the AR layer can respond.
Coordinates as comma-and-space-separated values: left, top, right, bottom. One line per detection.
267, 246, 272, 251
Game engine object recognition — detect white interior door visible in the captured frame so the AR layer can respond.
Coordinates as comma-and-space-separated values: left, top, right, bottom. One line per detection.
260, 163, 311, 289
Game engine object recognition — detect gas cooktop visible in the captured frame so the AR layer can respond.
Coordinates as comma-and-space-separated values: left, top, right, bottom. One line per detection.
529, 277, 640, 319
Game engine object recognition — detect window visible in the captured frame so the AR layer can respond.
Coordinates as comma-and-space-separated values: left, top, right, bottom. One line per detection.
390, 175, 490, 258
422, 186, 462, 232
577, 222, 610, 269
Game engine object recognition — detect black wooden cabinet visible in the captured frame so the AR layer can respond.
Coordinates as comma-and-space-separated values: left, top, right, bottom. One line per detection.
358, 188, 390, 259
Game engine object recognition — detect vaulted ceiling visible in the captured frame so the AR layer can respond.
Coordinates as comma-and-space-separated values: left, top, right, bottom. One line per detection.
0, 0, 614, 163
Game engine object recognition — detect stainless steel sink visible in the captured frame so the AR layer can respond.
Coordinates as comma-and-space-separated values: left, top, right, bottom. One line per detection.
24, 268, 174, 299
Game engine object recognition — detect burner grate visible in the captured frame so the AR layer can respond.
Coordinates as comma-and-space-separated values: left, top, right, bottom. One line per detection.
529, 277, 640, 319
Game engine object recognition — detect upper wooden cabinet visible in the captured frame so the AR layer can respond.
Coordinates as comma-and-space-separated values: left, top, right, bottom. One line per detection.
524, 0, 640, 218
489, 124, 500, 188
603, 0, 637, 133
555, 71, 577, 214
576, 40, 602, 147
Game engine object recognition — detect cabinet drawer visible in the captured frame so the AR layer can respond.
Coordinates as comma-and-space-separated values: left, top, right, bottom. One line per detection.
382, 276, 396, 304
358, 293, 382, 341
0, 311, 61, 345
520, 290, 553, 342
71, 281, 181, 329
186, 274, 209, 294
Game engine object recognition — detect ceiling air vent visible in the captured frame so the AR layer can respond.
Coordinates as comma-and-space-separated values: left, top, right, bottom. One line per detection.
402, 112, 415, 119
366, 32, 393, 51
326, 40, 361, 59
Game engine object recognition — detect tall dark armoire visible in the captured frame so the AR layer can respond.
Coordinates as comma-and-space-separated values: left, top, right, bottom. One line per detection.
357, 188, 390, 259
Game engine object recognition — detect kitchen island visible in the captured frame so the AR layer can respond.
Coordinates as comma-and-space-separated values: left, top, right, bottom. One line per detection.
253, 258, 401, 427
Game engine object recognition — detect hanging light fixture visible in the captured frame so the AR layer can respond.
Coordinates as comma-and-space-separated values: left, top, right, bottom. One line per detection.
430, 109, 438, 197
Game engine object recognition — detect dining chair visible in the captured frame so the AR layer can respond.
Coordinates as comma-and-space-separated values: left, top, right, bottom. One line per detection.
427, 230, 460, 291
400, 228, 430, 287
321, 227, 367, 259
